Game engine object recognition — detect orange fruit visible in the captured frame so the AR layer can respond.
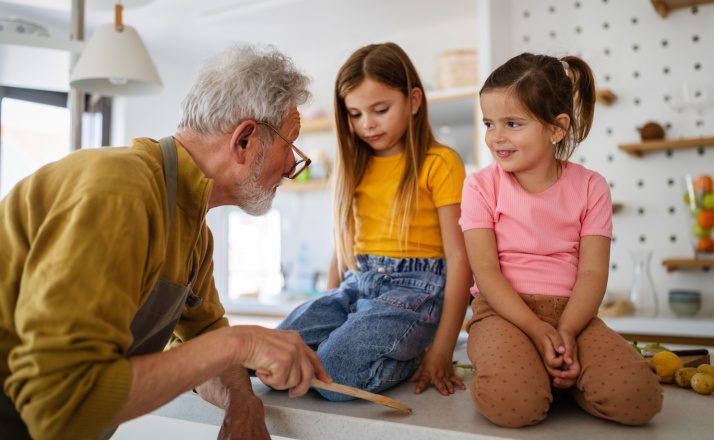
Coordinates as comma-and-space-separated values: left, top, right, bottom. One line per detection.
693, 175, 713, 193
698, 210, 714, 229
650, 351, 684, 383
697, 237, 714, 252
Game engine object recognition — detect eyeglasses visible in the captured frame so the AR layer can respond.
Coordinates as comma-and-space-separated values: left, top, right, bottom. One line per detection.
256, 121, 311, 180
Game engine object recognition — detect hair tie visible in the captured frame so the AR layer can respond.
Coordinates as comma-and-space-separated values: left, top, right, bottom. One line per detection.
561, 60, 569, 71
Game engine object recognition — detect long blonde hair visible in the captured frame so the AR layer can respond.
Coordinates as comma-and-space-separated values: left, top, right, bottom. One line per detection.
333, 42, 436, 273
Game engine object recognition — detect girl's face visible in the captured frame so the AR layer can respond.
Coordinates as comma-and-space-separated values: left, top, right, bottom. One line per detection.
343, 77, 419, 157
480, 88, 565, 179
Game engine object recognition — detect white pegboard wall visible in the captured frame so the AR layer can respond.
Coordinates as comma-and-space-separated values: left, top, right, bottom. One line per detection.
509, 0, 714, 316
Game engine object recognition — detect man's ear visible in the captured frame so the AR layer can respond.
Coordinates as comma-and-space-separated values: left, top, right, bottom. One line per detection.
229, 121, 256, 164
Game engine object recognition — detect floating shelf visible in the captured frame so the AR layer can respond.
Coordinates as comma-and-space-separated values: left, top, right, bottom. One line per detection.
301, 117, 333, 134
650, 0, 714, 18
612, 202, 623, 213
281, 179, 329, 192
618, 136, 714, 156
661, 258, 714, 272
300, 87, 477, 134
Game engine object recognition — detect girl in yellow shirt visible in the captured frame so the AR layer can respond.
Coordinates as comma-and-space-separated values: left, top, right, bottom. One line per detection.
279, 42, 472, 399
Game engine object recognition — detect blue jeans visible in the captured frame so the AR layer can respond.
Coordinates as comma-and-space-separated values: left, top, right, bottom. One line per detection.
278, 254, 446, 401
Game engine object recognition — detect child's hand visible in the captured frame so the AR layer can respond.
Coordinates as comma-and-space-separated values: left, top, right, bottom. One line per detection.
408, 348, 465, 396
527, 320, 566, 378
552, 329, 580, 389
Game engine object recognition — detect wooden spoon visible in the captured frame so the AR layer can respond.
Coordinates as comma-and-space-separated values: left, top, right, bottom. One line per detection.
311, 379, 412, 413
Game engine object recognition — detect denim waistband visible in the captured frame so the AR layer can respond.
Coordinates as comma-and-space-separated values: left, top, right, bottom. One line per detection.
356, 254, 445, 276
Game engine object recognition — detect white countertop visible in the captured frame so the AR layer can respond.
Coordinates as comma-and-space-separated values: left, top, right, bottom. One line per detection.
602, 316, 714, 338
153, 341, 714, 440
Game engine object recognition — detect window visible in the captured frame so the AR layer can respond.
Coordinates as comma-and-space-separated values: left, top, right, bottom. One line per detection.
0, 86, 112, 198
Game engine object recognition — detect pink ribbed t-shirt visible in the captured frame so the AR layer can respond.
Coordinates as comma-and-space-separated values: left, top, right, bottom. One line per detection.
460, 162, 612, 297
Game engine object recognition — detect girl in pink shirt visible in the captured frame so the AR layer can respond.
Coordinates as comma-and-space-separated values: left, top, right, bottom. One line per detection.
460, 53, 662, 427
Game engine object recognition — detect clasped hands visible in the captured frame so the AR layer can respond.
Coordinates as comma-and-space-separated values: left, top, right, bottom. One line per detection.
528, 321, 580, 389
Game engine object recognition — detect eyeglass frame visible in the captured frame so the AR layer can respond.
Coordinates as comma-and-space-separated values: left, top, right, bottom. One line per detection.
255, 121, 311, 180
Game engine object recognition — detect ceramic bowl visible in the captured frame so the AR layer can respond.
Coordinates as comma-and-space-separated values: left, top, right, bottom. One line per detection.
668, 289, 701, 317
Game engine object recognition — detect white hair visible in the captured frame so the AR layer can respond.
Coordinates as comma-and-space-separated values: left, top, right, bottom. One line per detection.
178, 44, 310, 138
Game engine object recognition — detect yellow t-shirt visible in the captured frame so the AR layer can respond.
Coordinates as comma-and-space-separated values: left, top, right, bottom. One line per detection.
353, 145, 466, 258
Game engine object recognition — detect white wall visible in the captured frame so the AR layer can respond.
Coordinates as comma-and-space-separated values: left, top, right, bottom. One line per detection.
0, 45, 69, 91
116, 3, 479, 295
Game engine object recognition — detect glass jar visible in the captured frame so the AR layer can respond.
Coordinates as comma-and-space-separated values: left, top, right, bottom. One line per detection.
629, 250, 658, 317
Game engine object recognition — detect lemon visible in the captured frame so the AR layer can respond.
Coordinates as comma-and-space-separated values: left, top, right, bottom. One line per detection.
650, 351, 684, 383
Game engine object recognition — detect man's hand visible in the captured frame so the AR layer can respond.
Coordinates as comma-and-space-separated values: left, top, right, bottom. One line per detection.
196, 365, 270, 440
408, 348, 465, 396
231, 326, 331, 397
218, 393, 269, 440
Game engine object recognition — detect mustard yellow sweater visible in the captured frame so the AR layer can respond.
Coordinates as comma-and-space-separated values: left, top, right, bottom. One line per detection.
0, 137, 228, 439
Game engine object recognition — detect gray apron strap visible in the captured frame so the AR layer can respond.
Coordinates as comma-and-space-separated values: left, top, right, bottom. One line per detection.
125, 136, 198, 357
101, 137, 200, 439
2, 137, 186, 440
159, 136, 178, 225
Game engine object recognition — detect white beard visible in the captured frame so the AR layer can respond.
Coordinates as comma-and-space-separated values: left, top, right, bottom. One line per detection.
236, 146, 276, 216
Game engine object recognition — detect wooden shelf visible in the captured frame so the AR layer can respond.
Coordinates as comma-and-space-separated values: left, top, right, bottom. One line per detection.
301, 117, 333, 134
280, 179, 329, 192
612, 202, 623, 213
662, 258, 714, 272
300, 87, 477, 135
618, 136, 714, 156
651, 0, 714, 18
426, 87, 477, 104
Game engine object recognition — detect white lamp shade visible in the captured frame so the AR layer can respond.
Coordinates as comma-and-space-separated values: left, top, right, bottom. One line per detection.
70, 23, 162, 96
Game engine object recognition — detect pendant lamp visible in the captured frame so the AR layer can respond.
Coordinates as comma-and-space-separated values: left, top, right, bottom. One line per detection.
70, 3, 162, 96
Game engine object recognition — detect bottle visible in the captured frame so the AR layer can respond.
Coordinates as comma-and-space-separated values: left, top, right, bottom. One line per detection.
629, 250, 658, 317
290, 242, 315, 298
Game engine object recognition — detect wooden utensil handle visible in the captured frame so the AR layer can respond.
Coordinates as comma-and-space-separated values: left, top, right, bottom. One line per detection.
310, 379, 412, 413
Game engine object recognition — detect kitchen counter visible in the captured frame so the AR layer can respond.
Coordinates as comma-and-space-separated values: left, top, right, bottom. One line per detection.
153, 341, 714, 440
603, 316, 714, 346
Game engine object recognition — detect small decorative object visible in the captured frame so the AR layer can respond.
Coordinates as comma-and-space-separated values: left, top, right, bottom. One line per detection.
639, 121, 666, 141
598, 299, 635, 317
595, 88, 618, 106
668, 289, 701, 318
629, 250, 658, 317
683, 174, 714, 257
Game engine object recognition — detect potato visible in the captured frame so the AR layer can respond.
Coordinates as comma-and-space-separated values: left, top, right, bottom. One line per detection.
690, 373, 714, 395
674, 367, 698, 388
696, 364, 714, 376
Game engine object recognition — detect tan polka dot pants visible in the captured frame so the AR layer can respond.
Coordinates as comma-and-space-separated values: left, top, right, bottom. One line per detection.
465, 294, 662, 428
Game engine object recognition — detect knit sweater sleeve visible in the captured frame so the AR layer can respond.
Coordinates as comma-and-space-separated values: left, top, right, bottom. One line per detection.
6, 191, 161, 439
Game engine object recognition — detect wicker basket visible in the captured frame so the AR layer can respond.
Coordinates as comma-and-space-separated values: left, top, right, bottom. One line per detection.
437, 49, 477, 89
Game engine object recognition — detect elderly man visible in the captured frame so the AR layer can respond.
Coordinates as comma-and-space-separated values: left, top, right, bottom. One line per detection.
0, 44, 328, 439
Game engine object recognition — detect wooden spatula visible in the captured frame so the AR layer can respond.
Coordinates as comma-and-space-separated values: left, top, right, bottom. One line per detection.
311, 379, 412, 413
